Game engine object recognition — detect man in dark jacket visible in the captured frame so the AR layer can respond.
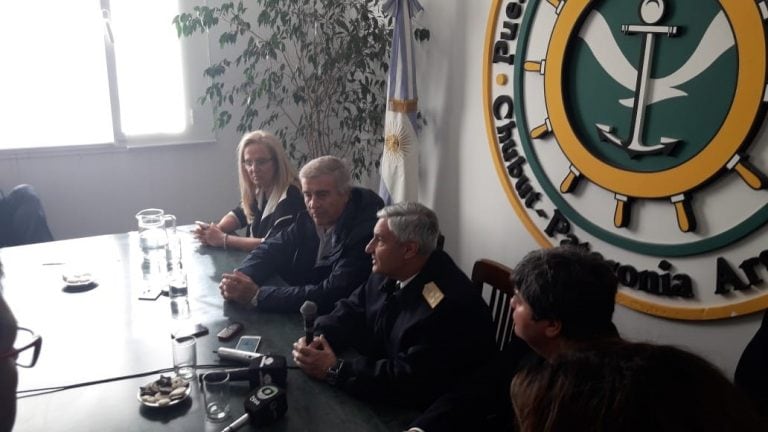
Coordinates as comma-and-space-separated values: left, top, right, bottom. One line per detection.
292, 202, 496, 408
218, 156, 384, 313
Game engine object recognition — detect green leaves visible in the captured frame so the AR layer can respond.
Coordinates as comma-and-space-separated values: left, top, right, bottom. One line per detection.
219, 31, 238, 47
257, 9, 271, 26
174, 0, 427, 180
414, 28, 430, 42
215, 110, 232, 129
203, 61, 229, 79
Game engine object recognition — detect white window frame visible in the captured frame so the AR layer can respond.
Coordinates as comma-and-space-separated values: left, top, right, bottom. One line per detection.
0, 0, 214, 156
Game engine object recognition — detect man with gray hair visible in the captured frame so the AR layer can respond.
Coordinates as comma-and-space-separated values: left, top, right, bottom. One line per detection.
219, 156, 384, 313
292, 202, 495, 408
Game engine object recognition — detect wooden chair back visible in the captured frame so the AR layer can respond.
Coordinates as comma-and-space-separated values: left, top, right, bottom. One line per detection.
472, 258, 515, 351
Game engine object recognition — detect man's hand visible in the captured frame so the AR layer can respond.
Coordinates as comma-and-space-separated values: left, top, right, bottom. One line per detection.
292, 335, 337, 380
219, 270, 259, 304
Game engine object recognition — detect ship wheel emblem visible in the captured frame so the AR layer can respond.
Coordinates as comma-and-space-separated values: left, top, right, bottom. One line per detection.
524, 0, 768, 232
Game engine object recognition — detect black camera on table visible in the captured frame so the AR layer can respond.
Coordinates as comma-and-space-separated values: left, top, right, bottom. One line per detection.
244, 385, 288, 426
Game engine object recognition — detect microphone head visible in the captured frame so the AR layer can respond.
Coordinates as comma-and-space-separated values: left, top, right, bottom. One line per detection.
244, 385, 288, 426
300, 300, 317, 321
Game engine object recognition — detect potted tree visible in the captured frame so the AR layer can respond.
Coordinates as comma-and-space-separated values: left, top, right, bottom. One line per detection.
174, 0, 399, 180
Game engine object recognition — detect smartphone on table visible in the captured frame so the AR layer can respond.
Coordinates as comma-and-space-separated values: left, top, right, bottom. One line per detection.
235, 335, 261, 353
172, 323, 209, 339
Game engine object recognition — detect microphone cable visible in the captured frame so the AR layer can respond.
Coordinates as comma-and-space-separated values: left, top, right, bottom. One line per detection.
15, 363, 300, 399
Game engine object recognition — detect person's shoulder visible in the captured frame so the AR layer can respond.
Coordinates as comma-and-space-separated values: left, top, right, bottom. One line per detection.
428, 251, 472, 288
348, 187, 384, 213
365, 272, 389, 290
425, 251, 487, 306
338, 188, 383, 236
286, 184, 303, 200
272, 207, 312, 241
282, 184, 306, 210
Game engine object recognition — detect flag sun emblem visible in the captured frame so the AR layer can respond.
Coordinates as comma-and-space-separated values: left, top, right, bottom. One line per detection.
384, 112, 414, 161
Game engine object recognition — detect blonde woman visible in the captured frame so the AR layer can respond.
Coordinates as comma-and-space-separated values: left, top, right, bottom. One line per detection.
194, 131, 304, 251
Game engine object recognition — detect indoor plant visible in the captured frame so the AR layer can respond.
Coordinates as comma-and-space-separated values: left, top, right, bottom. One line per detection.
174, 0, 395, 179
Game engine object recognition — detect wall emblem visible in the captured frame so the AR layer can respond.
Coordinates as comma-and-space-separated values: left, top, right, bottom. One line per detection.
485, 0, 768, 319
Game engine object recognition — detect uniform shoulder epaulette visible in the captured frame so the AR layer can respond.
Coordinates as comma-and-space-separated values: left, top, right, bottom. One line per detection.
422, 281, 445, 309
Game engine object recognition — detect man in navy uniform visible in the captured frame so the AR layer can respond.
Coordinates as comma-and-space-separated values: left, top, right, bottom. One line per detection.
292, 202, 495, 408
219, 156, 384, 313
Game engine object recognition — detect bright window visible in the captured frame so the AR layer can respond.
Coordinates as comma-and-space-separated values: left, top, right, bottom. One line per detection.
0, 0, 212, 151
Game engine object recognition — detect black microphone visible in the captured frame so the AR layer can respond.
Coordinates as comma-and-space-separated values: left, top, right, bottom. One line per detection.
222, 385, 288, 431
300, 300, 317, 344
211, 355, 288, 390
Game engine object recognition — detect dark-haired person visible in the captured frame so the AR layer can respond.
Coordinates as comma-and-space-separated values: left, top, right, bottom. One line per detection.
408, 246, 620, 432
0, 185, 54, 247
513, 340, 767, 432
292, 203, 495, 408
219, 156, 384, 313
194, 130, 305, 251
508, 246, 619, 358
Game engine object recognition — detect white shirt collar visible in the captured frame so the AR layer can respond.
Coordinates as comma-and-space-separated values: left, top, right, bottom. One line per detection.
397, 273, 419, 290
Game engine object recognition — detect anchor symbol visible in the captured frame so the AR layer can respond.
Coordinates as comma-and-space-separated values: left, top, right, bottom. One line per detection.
596, 0, 680, 158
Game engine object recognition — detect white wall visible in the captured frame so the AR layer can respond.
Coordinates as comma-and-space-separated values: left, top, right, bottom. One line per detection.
414, 0, 761, 378
0, 0, 760, 377
0, 127, 241, 239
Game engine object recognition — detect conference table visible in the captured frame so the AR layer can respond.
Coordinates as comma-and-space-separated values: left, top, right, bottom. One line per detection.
1, 230, 417, 431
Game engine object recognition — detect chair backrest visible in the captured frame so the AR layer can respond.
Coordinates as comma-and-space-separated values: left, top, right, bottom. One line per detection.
472, 258, 515, 351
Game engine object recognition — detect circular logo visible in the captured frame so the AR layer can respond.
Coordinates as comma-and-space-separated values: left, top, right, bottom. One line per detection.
257, 385, 278, 399
485, 0, 768, 319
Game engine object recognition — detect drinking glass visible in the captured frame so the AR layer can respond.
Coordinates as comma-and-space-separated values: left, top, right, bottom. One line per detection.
202, 371, 231, 421
172, 336, 196, 381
